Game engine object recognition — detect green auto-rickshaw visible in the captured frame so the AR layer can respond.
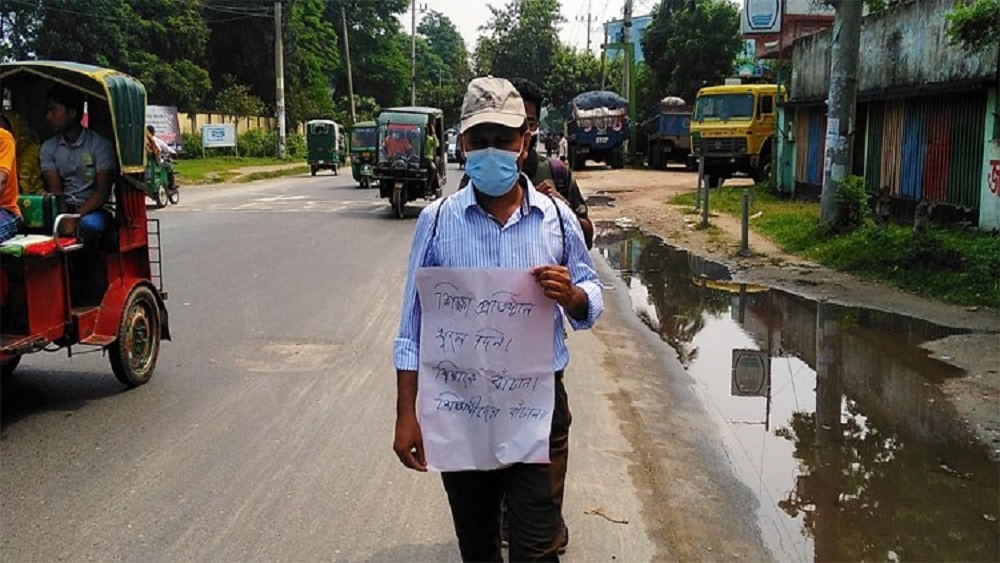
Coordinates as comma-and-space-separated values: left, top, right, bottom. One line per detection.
306, 119, 343, 176
349, 120, 377, 189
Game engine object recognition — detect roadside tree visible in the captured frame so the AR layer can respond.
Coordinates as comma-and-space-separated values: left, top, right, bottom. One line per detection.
641, 0, 743, 102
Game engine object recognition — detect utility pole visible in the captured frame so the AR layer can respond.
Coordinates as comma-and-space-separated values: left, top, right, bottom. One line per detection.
601, 23, 609, 90
410, 0, 416, 106
623, 0, 634, 157
820, 0, 863, 227
341, 6, 356, 124
623, 0, 633, 97
274, 0, 286, 158
576, 0, 594, 53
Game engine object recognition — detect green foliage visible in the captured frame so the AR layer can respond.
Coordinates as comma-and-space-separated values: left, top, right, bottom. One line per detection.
128, 0, 211, 111
178, 132, 203, 159
476, 0, 563, 96
205, 5, 276, 110
545, 46, 605, 112
19, 0, 212, 111
417, 10, 471, 123
669, 189, 1000, 307
284, 0, 339, 124
328, 0, 411, 109
173, 156, 302, 184
830, 175, 873, 234
214, 78, 265, 132
0, 2, 41, 61
642, 0, 744, 101
177, 129, 305, 160
946, 0, 1000, 53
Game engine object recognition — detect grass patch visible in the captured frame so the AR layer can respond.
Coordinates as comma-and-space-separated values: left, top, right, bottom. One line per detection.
173, 157, 298, 184
241, 166, 312, 182
669, 186, 1000, 308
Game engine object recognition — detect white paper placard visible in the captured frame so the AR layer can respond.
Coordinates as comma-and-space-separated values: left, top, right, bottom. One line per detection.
415, 268, 556, 471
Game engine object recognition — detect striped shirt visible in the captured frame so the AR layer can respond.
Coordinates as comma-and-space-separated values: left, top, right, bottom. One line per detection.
393, 175, 603, 372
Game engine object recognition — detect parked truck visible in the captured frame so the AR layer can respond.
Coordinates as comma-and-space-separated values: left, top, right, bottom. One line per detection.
689, 83, 784, 186
642, 96, 694, 170
565, 90, 628, 171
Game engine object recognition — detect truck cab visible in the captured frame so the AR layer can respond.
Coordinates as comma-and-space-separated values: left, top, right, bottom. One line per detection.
690, 84, 785, 186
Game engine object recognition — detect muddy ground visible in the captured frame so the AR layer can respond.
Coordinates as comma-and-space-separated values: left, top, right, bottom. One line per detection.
575, 165, 1000, 457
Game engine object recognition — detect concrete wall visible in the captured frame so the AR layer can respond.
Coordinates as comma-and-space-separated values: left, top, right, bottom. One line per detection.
791, 0, 999, 103
178, 113, 278, 135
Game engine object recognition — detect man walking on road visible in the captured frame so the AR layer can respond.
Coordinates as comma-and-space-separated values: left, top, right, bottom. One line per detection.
392, 76, 603, 562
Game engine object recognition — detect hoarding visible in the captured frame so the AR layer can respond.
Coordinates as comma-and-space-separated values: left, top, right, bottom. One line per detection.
146, 105, 181, 149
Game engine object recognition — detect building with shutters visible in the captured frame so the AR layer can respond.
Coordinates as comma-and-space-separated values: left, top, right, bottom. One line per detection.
778, 0, 999, 229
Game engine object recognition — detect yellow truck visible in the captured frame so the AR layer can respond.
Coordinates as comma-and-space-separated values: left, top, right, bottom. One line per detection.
690, 83, 785, 187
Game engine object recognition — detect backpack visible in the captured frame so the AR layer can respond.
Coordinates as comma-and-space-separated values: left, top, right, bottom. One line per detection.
547, 157, 571, 197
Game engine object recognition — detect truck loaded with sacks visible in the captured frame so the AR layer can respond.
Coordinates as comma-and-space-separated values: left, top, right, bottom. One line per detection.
564, 90, 628, 171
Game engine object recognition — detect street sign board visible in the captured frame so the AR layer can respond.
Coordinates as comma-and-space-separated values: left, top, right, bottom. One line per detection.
202, 124, 237, 148
741, 0, 782, 34
731, 349, 770, 397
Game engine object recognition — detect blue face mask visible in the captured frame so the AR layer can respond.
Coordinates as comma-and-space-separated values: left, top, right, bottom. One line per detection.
465, 146, 521, 197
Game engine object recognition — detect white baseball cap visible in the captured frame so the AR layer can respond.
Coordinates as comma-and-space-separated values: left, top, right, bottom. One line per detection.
460, 76, 526, 133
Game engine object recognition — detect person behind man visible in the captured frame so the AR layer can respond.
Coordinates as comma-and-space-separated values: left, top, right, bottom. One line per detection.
510, 78, 593, 250
392, 76, 603, 562
0, 114, 22, 243
557, 133, 568, 164
40, 86, 116, 246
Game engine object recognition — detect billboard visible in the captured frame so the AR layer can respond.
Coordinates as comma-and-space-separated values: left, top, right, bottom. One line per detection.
146, 105, 181, 149
603, 15, 653, 64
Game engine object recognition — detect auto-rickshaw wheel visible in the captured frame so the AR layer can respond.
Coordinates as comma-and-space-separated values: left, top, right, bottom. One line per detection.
154, 186, 167, 208
1, 355, 21, 378
310, 166, 317, 176
391, 187, 405, 219
167, 188, 180, 205
109, 286, 161, 387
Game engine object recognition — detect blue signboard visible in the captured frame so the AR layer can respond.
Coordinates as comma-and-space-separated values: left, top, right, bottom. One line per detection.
603, 15, 653, 64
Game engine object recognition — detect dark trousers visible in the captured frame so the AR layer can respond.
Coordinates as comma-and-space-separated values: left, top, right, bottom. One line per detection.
441, 373, 571, 562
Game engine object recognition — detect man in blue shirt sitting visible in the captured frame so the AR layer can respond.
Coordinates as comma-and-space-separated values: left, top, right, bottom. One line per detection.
392, 76, 603, 562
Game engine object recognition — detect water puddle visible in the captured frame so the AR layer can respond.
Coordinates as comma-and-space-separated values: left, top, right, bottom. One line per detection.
596, 223, 999, 562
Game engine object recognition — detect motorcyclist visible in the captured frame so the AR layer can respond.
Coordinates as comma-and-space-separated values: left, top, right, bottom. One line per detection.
147, 125, 177, 189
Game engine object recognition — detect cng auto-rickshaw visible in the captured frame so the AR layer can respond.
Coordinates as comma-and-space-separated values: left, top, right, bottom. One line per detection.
374, 107, 446, 218
349, 120, 377, 189
146, 151, 179, 208
306, 119, 343, 176
0, 61, 170, 386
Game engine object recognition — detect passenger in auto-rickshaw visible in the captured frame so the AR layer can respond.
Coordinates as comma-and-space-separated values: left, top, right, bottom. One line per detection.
383, 124, 415, 159
0, 114, 22, 243
39, 85, 116, 247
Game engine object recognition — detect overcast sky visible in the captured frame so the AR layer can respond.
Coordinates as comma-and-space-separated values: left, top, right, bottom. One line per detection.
397, 0, 657, 57
398, 0, 746, 56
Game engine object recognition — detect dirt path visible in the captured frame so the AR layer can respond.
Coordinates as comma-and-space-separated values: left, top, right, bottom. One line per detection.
577, 165, 1000, 455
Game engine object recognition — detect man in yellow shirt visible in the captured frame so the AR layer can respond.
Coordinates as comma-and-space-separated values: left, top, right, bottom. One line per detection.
0, 114, 22, 243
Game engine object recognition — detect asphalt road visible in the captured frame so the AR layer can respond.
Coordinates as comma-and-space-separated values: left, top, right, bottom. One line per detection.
1, 167, 682, 562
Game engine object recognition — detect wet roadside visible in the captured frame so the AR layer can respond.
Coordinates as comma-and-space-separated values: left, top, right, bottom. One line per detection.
591, 221, 999, 562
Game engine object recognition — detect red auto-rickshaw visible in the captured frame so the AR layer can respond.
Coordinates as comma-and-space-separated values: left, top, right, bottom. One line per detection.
0, 61, 170, 386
